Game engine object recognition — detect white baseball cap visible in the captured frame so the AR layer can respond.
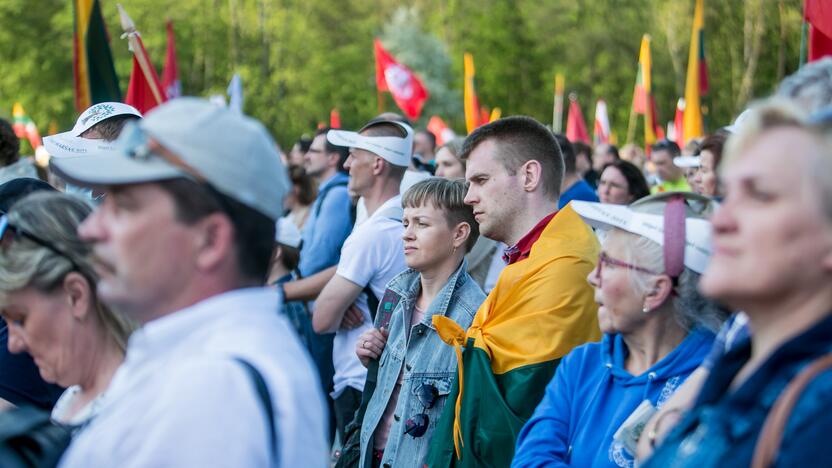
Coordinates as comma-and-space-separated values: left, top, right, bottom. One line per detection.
570, 193, 715, 274
673, 155, 701, 168
44, 102, 142, 159
275, 217, 302, 248
326, 119, 413, 167
49, 97, 289, 221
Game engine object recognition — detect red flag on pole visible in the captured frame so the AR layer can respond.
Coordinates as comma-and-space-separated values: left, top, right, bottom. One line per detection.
330, 109, 341, 129
427, 116, 455, 146
805, 0, 832, 61
566, 95, 590, 144
673, 99, 685, 145
162, 20, 181, 100
373, 39, 429, 121
593, 99, 611, 145
119, 5, 165, 114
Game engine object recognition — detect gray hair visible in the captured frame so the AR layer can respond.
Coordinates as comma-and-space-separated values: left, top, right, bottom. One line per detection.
611, 193, 728, 332
777, 57, 832, 114
611, 230, 725, 333
0, 192, 134, 351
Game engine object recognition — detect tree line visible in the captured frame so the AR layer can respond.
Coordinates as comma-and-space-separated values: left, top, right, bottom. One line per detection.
0, 0, 805, 150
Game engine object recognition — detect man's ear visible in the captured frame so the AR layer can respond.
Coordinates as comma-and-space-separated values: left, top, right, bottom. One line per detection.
522, 160, 543, 192
372, 156, 386, 176
194, 213, 236, 272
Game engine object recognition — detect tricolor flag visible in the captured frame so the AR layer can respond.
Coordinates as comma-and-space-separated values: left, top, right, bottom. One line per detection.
566, 95, 590, 144
463, 53, 482, 133
73, 0, 121, 112
633, 34, 661, 147
12, 103, 42, 150
425, 205, 601, 468
162, 20, 182, 100
683, 0, 708, 143
593, 99, 611, 145
119, 4, 165, 114
374, 39, 429, 121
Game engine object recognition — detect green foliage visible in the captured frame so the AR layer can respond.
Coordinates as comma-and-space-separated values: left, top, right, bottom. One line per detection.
0, 0, 806, 150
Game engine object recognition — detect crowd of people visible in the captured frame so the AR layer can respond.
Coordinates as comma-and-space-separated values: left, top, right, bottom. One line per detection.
0, 56, 828, 468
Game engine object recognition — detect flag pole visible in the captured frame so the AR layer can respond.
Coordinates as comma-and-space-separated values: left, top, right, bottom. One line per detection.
118, 4, 164, 106
553, 73, 564, 132
377, 89, 384, 114
626, 93, 637, 144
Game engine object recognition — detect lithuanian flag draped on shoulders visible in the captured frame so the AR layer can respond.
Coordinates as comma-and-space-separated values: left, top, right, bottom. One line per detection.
426, 205, 601, 468
73, 0, 121, 112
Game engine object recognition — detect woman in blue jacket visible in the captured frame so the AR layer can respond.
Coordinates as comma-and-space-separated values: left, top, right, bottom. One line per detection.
643, 101, 832, 467
512, 192, 726, 468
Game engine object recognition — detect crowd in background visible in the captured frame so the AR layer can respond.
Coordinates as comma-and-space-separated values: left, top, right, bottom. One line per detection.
0, 57, 828, 468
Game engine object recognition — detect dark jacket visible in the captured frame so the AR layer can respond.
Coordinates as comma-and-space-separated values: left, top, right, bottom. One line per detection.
644, 313, 832, 468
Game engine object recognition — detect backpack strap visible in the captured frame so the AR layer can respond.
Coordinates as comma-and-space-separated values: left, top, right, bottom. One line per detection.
751, 352, 832, 468
313, 180, 349, 218
234, 358, 277, 464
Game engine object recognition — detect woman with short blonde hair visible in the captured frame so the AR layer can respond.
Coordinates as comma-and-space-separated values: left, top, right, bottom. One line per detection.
644, 99, 832, 466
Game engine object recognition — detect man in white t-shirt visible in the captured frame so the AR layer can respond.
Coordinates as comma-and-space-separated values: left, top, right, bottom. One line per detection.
311, 117, 410, 440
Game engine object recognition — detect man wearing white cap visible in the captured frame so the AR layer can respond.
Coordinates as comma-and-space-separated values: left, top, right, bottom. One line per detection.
44, 102, 142, 198
310, 118, 409, 441
50, 98, 327, 467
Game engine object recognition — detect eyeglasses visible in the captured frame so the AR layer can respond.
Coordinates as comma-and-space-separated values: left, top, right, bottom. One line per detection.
594, 252, 661, 287
0, 214, 82, 272
404, 383, 439, 438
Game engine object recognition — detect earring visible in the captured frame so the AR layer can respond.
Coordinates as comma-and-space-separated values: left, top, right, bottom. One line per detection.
642, 305, 650, 314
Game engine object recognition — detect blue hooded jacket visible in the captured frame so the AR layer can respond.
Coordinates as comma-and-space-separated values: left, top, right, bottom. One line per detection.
512, 329, 715, 468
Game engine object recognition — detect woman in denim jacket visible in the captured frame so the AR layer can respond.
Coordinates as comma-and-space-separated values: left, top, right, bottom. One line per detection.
355, 178, 486, 468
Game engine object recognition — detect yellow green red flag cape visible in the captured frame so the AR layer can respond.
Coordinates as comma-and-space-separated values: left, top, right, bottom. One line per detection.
426, 205, 601, 468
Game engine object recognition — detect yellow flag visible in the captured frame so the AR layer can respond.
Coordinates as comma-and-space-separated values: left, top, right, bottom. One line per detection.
463, 53, 480, 134
683, 0, 706, 143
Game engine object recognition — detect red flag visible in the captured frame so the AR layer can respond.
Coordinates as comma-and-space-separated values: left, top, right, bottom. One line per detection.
330, 108, 341, 129
673, 99, 685, 145
373, 39, 429, 120
120, 5, 165, 114
593, 99, 611, 145
162, 20, 181, 100
427, 116, 456, 146
566, 96, 590, 144
806, 0, 832, 61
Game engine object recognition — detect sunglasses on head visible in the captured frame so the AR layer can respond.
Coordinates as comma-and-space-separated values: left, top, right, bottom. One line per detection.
0, 214, 83, 272
404, 383, 439, 438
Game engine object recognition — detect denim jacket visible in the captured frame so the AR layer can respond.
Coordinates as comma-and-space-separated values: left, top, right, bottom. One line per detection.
359, 260, 485, 468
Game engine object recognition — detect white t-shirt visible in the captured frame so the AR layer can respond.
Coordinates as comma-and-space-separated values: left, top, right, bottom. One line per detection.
332, 195, 406, 398
59, 288, 327, 468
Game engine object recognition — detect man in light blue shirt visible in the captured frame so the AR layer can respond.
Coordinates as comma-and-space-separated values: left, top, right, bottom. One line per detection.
299, 127, 353, 277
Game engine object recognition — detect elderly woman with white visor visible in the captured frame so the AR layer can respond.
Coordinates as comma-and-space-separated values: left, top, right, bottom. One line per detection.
511, 192, 727, 468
